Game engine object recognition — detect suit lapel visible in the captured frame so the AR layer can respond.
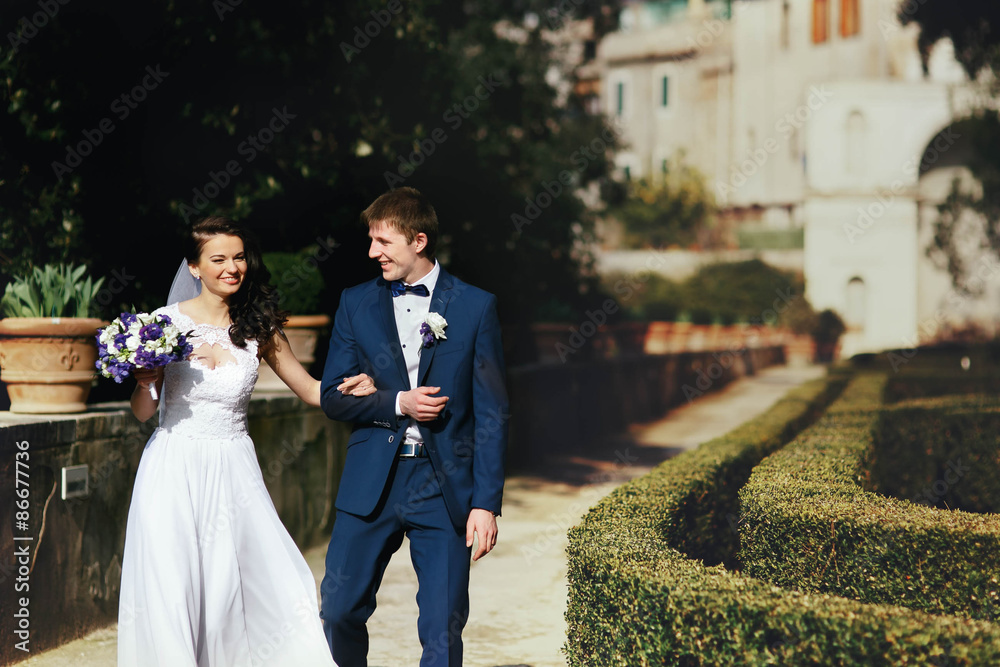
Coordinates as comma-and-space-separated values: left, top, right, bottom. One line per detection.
377, 280, 411, 389
417, 269, 455, 387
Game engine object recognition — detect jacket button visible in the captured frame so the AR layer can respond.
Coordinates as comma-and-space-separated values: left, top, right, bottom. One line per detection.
388, 435, 394, 443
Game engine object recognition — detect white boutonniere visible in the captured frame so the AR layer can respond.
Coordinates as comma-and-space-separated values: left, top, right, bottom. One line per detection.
419, 312, 448, 348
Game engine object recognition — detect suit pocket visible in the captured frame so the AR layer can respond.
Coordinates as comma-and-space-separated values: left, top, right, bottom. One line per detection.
435, 341, 465, 356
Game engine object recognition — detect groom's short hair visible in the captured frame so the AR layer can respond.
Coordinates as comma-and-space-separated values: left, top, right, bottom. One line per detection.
362, 187, 439, 259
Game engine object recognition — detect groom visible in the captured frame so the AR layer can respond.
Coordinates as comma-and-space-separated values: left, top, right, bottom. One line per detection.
318, 187, 508, 666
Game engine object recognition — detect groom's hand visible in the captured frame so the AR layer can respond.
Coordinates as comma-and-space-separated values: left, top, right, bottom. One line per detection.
467, 508, 498, 561
399, 386, 449, 422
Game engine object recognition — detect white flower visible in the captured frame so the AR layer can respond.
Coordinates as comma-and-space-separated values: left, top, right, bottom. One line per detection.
125, 334, 140, 351
424, 312, 447, 340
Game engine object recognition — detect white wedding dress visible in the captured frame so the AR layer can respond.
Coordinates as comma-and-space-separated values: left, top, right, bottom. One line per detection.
117, 302, 336, 667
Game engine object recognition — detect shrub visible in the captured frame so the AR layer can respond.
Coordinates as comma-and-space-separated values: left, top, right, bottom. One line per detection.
681, 259, 803, 326
567, 370, 1000, 665
262, 249, 325, 314
739, 374, 1000, 622
612, 160, 715, 250
869, 395, 1000, 514
602, 259, 806, 326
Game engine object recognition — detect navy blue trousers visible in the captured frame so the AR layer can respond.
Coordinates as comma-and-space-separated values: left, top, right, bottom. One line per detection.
320, 457, 471, 667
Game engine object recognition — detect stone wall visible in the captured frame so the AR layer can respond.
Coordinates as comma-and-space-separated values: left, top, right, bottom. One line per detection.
505, 346, 785, 469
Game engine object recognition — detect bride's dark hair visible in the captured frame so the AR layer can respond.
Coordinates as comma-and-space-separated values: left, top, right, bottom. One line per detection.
185, 216, 289, 349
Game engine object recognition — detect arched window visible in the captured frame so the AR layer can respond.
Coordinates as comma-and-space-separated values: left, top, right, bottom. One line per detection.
846, 111, 866, 176
846, 277, 866, 330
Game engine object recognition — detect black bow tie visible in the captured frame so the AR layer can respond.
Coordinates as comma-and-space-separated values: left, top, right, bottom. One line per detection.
390, 281, 430, 297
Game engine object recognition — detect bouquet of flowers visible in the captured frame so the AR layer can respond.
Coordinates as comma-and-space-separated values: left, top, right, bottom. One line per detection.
95, 311, 194, 399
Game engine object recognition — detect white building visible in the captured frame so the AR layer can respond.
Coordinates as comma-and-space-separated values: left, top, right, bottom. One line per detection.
596, 0, 1000, 356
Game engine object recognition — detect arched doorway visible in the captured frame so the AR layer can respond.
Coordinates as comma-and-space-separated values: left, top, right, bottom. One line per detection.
916, 122, 999, 341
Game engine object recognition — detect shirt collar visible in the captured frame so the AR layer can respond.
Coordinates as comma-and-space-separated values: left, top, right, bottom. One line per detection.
405, 260, 440, 294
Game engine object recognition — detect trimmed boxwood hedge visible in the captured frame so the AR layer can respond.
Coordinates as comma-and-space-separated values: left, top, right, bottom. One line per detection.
566, 370, 1000, 665
869, 395, 1000, 515
739, 374, 1000, 623
885, 371, 1000, 404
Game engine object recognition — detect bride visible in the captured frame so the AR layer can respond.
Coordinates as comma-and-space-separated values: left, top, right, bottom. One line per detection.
118, 216, 369, 667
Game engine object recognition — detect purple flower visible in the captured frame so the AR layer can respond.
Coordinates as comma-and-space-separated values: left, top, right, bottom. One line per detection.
95, 312, 199, 385
139, 323, 163, 342
419, 323, 436, 348
133, 348, 157, 367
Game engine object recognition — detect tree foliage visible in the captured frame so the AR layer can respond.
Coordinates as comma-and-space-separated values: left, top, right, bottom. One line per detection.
902, 5, 1000, 290
607, 259, 805, 326
899, 0, 1000, 81
609, 157, 715, 249
0, 0, 621, 336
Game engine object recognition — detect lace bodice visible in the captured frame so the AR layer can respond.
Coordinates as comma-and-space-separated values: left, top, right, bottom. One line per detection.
152, 303, 260, 439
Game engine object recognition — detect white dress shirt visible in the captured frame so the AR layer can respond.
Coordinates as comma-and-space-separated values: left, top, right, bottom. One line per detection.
392, 260, 440, 445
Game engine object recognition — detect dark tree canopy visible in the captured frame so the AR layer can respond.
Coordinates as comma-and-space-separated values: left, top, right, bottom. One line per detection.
899, 0, 1000, 80
0, 0, 621, 338
901, 1, 1000, 291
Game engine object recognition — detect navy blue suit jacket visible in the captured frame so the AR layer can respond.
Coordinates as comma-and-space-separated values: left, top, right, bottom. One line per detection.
320, 267, 508, 531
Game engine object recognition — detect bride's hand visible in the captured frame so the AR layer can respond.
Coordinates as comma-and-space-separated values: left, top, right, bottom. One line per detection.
134, 367, 164, 390
337, 373, 376, 396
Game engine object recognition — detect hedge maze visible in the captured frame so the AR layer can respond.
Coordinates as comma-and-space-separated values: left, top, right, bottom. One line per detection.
566, 351, 1000, 665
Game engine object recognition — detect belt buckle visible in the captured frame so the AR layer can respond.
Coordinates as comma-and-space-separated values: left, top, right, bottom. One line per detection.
399, 442, 425, 458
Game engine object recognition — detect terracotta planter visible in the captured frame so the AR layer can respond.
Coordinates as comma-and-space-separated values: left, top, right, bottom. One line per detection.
254, 314, 331, 391
705, 323, 724, 350
644, 321, 673, 354
686, 324, 709, 352
0, 317, 107, 413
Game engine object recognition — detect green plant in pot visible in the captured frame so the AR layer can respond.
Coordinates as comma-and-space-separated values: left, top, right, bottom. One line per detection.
812, 308, 846, 362
0, 264, 109, 413
255, 247, 330, 391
